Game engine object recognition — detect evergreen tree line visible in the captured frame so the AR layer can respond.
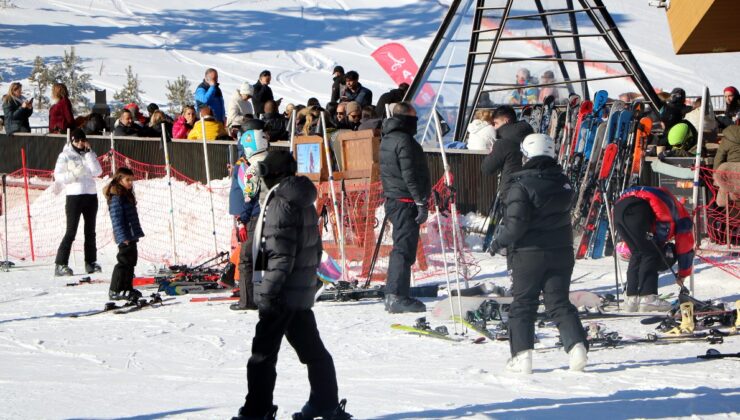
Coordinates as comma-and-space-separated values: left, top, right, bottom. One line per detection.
22, 47, 192, 115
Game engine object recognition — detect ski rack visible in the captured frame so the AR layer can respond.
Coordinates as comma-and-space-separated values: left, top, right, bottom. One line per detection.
406, 0, 662, 143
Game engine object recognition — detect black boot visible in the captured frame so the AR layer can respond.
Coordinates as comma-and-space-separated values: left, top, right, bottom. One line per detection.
385, 294, 426, 314
230, 303, 258, 311
85, 262, 102, 274
232, 405, 278, 420
55, 264, 73, 277
108, 289, 142, 302
293, 399, 352, 420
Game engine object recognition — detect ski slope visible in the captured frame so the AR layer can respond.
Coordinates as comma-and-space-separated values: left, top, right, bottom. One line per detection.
1, 1, 740, 418
0, 244, 738, 419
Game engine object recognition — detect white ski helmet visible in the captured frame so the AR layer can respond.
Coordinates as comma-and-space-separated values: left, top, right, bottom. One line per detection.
521, 133, 556, 160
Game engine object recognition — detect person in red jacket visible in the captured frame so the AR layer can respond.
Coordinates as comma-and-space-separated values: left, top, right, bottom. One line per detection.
48, 83, 75, 134
614, 186, 695, 312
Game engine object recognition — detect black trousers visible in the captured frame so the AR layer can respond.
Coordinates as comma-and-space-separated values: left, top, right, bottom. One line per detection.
55, 194, 98, 265
614, 197, 661, 296
237, 216, 258, 307
110, 241, 138, 293
385, 199, 420, 296
509, 247, 587, 355
243, 309, 338, 416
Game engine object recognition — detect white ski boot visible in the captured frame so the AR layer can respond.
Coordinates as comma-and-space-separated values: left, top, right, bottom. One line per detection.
624, 295, 640, 312
639, 294, 672, 312
568, 342, 588, 372
506, 350, 532, 374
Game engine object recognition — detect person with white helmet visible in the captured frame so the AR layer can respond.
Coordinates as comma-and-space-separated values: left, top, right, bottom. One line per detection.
489, 133, 588, 374
227, 81, 255, 128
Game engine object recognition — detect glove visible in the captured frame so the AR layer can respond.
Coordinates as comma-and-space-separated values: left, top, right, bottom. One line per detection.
237, 224, 248, 243
415, 202, 428, 225
489, 241, 507, 257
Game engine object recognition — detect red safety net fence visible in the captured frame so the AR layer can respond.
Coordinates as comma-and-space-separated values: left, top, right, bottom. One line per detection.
316, 175, 480, 287
0, 150, 232, 266
696, 165, 740, 279
1, 149, 480, 286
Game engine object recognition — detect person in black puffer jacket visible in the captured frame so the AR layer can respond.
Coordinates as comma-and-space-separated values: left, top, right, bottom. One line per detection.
659, 87, 691, 134
481, 105, 534, 198
489, 133, 588, 374
379, 102, 431, 314
234, 151, 351, 420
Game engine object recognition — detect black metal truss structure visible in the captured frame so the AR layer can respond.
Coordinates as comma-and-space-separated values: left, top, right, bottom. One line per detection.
406, 0, 662, 144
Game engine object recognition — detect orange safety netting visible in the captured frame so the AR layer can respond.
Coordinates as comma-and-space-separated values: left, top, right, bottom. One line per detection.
696, 166, 740, 279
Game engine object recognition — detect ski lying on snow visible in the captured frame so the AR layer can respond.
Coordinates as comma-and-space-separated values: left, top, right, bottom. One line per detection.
69, 294, 175, 317
65, 276, 108, 287
189, 295, 239, 303
114, 296, 177, 314
697, 349, 740, 359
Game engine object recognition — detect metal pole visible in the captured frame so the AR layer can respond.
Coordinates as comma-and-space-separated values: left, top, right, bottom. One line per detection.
110, 132, 116, 174
433, 112, 466, 330
288, 109, 297, 153
320, 112, 345, 280
21, 148, 35, 261
690, 86, 708, 296
200, 116, 219, 255
161, 123, 178, 264
434, 191, 458, 333
1, 174, 9, 271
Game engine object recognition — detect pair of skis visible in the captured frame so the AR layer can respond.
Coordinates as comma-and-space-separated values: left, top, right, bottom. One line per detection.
69, 293, 174, 317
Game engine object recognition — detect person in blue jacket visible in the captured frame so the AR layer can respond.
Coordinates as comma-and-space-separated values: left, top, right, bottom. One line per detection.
104, 167, 145, 302
228, 119, 268, 310
195, 68, 226, 124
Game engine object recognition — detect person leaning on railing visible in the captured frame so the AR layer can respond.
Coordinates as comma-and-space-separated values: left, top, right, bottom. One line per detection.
2, 82, 33, 135
48, 83, 74, 134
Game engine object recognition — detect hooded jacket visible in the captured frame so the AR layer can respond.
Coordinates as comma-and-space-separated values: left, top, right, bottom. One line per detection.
109, 194, 144, 245
492, 156, 574, 252
379, 115, 431, 204
467, 119, 496, 151
253, 176, 322, 311
187, 116, 229, 140
226, 90, 254, 128
53, 143, 103, 196
715, 125, 740, 169
172, 116, 193, 139
2, 96, 32, 135
481, 120, 534, 196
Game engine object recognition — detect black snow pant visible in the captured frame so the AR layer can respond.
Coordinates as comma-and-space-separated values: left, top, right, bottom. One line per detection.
614, 197, 661, 296
237, 216, 258, 308
110, 241, 138, 293
55, 194, 98, 265
242, 309, 339, 417
384, 199, 420, 297
509, 247, 587, 355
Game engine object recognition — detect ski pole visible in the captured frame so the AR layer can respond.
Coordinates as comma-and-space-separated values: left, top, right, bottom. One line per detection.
1, 173, 9, 272
363, 211, 388, 289
320, 112, 345, 284
162, 123, 178, 265
434, 190, 458, 334
600, 185, 621, 310
200, 116, 219, 255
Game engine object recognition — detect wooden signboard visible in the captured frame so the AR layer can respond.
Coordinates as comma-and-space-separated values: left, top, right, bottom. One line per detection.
337, 129, 380, 181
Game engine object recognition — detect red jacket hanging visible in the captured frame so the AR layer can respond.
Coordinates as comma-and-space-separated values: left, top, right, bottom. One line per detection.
617, 186, 695, 277
48, 97, 75, 134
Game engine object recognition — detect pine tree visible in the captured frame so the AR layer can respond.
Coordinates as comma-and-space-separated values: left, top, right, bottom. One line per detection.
28, 56, 53, 109
50, 47, 93, 113
113, 65, 144, 107
165, 75, 192, 113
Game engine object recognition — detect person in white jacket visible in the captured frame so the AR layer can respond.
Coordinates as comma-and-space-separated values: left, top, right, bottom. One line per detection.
227, 82, 255, 129
53, 129, 103, 276
467, 119, 496, 152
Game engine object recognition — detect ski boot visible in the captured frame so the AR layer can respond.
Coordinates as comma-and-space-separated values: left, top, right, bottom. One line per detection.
666, 302, 695, 335
292, 398, 352, 420
506, 350, 532, 374
108, 289, 143, 302
624, 295, 640, 312
568, 342, 588, 372
384, 294, 426, 313
85, 262, 102, 274
55, 264, 73, 277
733, 300, 740, 334
231, 405, 278, 420
638, 294, 672, 312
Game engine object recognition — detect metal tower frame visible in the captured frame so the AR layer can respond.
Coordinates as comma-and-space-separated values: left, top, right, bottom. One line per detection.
407, 0, 662, 142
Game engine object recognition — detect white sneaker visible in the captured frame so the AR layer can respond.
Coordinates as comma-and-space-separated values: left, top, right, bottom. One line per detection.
568, 342, 588, 372
506, 350, 532, 374
639, 294, 672, 312
624, 295, 640, 312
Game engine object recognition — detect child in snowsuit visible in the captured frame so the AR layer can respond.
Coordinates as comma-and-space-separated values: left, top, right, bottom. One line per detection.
232, 151, 351, 420
228, 119, 268, 310
104, 167, 144, 302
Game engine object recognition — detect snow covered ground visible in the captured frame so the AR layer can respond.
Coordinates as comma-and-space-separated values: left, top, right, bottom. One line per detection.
1, 243, 738, 419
